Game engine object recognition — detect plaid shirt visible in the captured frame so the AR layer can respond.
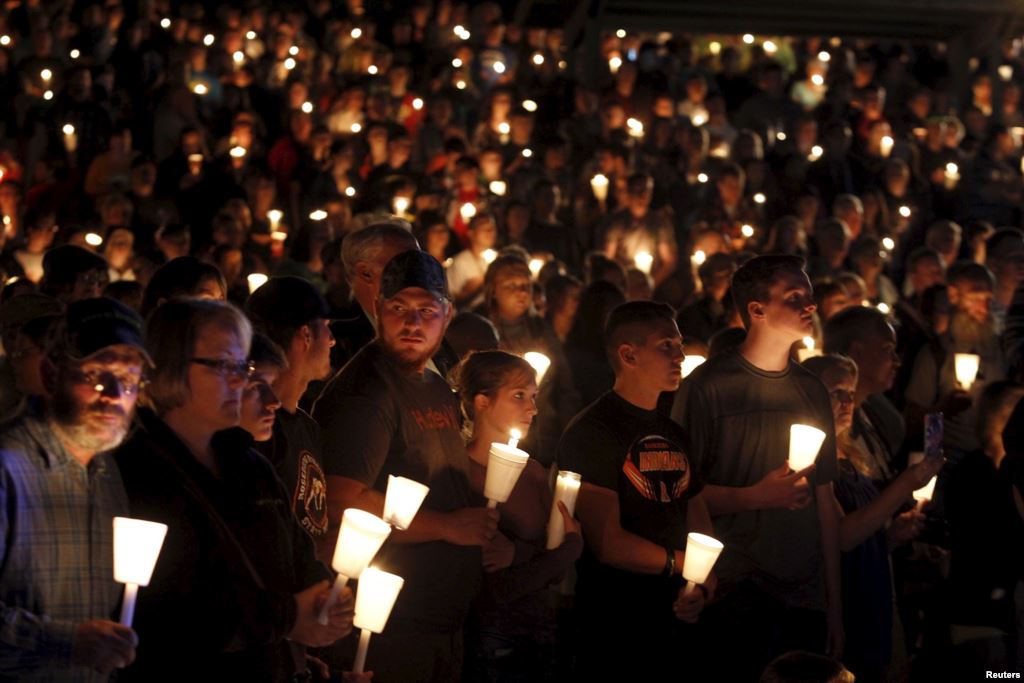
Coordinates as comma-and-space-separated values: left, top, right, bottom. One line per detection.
0, 413, 128, 682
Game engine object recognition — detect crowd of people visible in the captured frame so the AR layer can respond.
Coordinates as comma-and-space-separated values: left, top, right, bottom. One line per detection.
0, 0, 1023, 681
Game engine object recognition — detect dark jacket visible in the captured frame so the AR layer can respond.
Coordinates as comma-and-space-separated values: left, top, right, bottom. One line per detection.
114, 409, 330, 682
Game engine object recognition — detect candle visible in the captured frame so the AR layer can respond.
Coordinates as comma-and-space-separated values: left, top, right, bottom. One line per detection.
301, 101, 313, 114
489, 180, 507, 196
880, 135, 894, 158
40, 68, 52, 82
788, 424, 826, 471
522, 99, 538, 112
62, 123, 77, 153
808, 145, 823, 161
681, 355, 706, 378
383, 475, 430, 530
529, 258, 545, 278
634, 251, 654, 275
318, 509, 392, 624
493, 61, 506, 74
193, 82, 208, 96
524, 351, 551, 384
267, 209, 283, 232
497, 121, 510, 143
247, 273, 269, 294
229, 145, 246, 159
352, 568, 405, 673
482, 248, 497, 265
590, 174, 609, 203
113, 517, 169, 626
85, 232, 104, 247
741, 224, 755, 239
943, 162, 959, 190
626, 118, 644, 138
546, 471, 582, 549
954, 353, 980, 390
898, 205, 911, 219
913, 475, 937, 510
484, 443, 530, 508
460, 202, 476, 221
309, 209, 328, 221
392, 196, 410, 216
609, 55, 622, 73
412, 97, 424, 110
691, 250, 706, 266
753, 192, 766, 205
188, 153, 203, 175
508, 429, 522, 449
681, 532, 724, 595
882, 236, 896, 250
797, 336, 821, 363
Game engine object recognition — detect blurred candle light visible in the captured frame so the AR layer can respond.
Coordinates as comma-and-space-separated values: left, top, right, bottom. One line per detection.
692, 249, 706, 266
1000, 65, 1014, 81
460, 202, 477, 221
412, 97, 424, 110
301, 101, 313, 114
634, 251, 654, 274
40, 68, 52, 82
818, 50, 831, 62
289, 45, 299, 56
691, 111, 708, 126
452, 57, 463, 68
763, 40, 778, 54
811, 74, 825, 86
753, 192, 766, 204
788, 424, 826, 471
113, 517, 168, 627
0, 35, 10, 46
456, 79, 467, 90
898, 205, 912, 219
193, 82, 209, 96
85, 232, 103, 247
681, 532, 724, 595
284, 57, 296, 71
913, 475, 937, 510
876, 302, 891, 315
319, 509, 392, 624
616, 29, 627, 39
233, 50, 245, 65
62, 123, 77, 153
351, 568, 405, 674
508, 429, 521, 449
681, 355, 706, 378
351, 27, 363, 39
489, 180, 507, 196
626, 118, 644, 138
202, 33, 215, 46
944, 162, 960, 189
521, 148, 532, 158
524, 351, 552, 384
43, 90, 53, 100
522, 99, 538, 112
532, 53, 544, 66
481, 249, 497, 266
697, 172, 709, 183
882, 236, 896, 250
609, 55, 622, 73
741, 224, 755, 238
392, 196, 410, 215
309, 209, 328, 221
797, 336, 820, 362
954, 353, 980, 390
229, 145, 247, 158
351, 122, 362, 133
742, 34, 755, 44
709, 41, 722, 55
368, 64, 378, 75
546, 471, 582, 549
880, 135, 894, 157
247, 273, 269, 293
345, 186, 357, 197
529, 257, 545, 278
382, 475, 429, 530
590, 174, 609, 203
809, 144, 824, 161
246, 30, 257, 40
70, 49, 80, 60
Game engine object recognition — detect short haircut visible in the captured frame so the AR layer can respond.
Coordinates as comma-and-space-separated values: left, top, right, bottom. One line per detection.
987, 227, 1024, 261
802, 353, 858, 382
604, 300, 677, 372
947, 261, 995, 290
906, 246, 943, 272
144, 299, 253, 414
340, 222, 418, 282
249, 332, 289, 371
731, 254, 807, 328
823, 306, 891, 354
141, 257, 226, 317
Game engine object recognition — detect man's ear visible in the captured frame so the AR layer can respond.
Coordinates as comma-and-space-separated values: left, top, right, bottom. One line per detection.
357, 261, 374, 284
748, 300, 766, 322
618, 343, 637, 368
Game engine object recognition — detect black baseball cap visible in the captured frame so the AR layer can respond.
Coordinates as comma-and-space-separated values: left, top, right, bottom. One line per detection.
380, 250, 449, 301
246, 276, 331, 329
64, 297, 151, 364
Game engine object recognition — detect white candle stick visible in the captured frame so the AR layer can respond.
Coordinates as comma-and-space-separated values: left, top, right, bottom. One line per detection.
382, 475, 429, 530
681, 532, 724, 596
954, 353, 980, 390
634, 251, 654, 275
788, 424, 826, 472
523, 351, 551, 384
484, 443, 530, 509
546, 471, 582, 549
318, 509, 391, 624
508, 429, 521, 449
590, 174, 609, 204
351, 567, 405, 673
913, 475, 937, 510
797, 336, 821, 363
113, 517, 168, 627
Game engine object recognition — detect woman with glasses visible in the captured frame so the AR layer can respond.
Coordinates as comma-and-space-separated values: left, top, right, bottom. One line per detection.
802, 354, 942, 682
114, 299, 353, 681
480, 253, 579, 467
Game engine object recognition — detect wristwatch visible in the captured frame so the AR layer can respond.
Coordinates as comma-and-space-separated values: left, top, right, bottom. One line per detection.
663, 547, 677, 576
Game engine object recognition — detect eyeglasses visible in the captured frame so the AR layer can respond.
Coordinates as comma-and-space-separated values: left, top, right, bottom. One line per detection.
72, 369, 145, 396
191, 357, 256, 381
829, 388, 855, 405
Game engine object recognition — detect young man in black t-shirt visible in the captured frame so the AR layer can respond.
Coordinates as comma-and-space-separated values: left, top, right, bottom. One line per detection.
558, 301, 714, 680
313, 250, 499, 682
671, 254, 843, 681
247, 277, 336, 560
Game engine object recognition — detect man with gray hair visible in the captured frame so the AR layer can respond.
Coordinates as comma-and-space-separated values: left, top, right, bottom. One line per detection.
330, 221, 419, 371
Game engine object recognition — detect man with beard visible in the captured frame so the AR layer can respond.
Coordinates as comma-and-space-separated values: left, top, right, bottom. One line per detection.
313, 250, 498, 681
246, 277, 336, 561
0, 298, 149, 680
556, 301, 713, 680
905, 261, 1006, 457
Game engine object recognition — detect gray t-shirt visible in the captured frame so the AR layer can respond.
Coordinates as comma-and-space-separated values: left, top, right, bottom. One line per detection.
670, 349, 838, 610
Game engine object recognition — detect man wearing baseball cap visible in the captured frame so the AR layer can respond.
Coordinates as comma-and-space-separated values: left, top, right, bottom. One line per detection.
0, 298, 150, 680
246, 276, 336, 559
313, 250, 497, 681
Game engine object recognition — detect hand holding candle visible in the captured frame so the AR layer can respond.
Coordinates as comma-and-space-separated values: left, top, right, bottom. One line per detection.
351, 567, 405, 673
546, 471, 582, 549
913, 475, 937, 510
318, 509, 391, 624
113, 517, 169, 627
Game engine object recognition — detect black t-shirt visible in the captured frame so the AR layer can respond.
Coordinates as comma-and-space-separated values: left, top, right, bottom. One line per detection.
312, 341, 482, 633
254, 408, 329, 540
671, 349, 838, 610
557, 391, 702, 623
